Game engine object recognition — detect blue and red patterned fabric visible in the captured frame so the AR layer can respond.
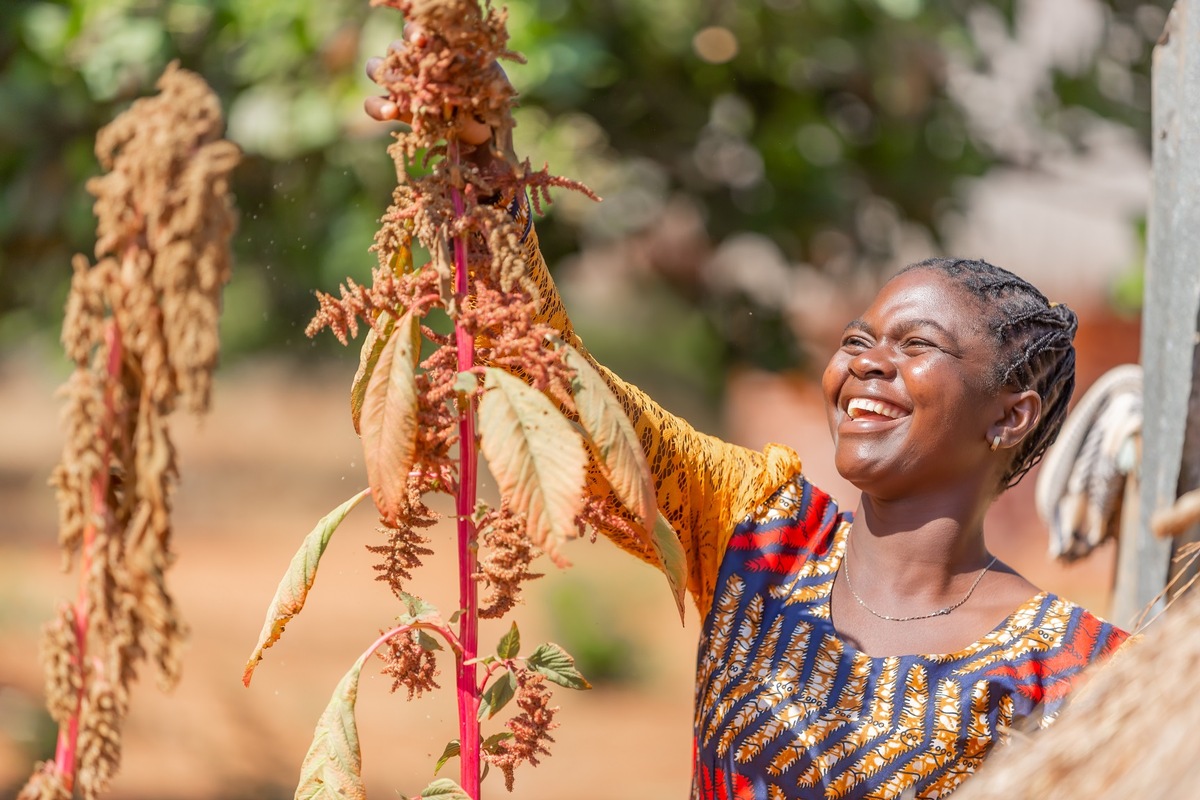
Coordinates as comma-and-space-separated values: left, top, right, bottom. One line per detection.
692, 476, 1127, 800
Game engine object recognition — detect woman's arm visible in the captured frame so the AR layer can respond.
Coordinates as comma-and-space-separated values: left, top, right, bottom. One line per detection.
517, 213, 803, 615
365, 41, 803, 615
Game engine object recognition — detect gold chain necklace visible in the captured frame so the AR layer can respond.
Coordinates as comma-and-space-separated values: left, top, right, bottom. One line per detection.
841, 550, 998, 623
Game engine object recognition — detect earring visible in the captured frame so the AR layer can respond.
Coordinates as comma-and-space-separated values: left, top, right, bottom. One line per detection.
990, 435, 1001, 452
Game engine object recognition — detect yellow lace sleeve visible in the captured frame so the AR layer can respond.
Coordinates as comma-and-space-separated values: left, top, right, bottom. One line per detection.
521, 224, 803, 616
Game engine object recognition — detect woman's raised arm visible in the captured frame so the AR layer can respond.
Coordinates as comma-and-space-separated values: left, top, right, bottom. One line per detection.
365, 42, 803, 615
515, 216, 803, 613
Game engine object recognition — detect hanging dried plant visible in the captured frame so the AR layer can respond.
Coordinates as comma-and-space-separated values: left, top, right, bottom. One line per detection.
243, 2, 686, 798
20, 62, 238, 800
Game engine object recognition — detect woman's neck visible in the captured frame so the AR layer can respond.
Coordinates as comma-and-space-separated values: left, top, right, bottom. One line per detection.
849, 484, 995, 598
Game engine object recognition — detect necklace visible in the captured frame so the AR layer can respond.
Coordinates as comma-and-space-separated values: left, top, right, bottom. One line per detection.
841, 549, 998, 623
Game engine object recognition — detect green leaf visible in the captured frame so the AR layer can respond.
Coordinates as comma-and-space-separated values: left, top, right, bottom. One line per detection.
416, 778, 471, 799
242, 488, 371, 687
398, 591, 439, 622
651, 512, 688, 625
360, 310, 421, 526
525, 643, 592, 690
481, 731, 514, 753
558, 342, 656, 531
478, 368, 587, 566
350, 313, 396, 435
294, 652, 370, 800
477, 670, 517, 720
417, 630, 443, 652
433, 739, 459, 774
448, 609, 465, 624
496, 621, 520, 659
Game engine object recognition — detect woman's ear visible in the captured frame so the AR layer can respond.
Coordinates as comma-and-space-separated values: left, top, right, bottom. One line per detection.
991, 389, 1041, 449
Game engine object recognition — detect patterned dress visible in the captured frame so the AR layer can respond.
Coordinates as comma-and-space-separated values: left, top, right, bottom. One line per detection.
694, 477, 1127, 800
518, 223, 1128, 799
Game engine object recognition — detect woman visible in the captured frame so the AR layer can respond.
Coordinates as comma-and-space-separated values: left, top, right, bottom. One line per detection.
365, 50, 1127, 800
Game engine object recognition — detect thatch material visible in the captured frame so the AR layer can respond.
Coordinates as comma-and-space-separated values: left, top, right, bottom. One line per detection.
956, 590, 1200, 799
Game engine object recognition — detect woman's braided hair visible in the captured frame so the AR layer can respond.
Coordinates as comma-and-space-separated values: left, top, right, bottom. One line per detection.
900, 257, 1078, 490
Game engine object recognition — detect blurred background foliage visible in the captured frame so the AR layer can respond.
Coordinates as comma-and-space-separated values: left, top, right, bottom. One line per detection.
0, 0, 1167, 383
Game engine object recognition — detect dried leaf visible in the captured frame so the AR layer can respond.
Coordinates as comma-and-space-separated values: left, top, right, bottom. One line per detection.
452, 370, 478, 395
559, 343, 655, 531
361, 310, 421, 525
478, 368, 586, 566
650, 512, 687, 625
244, 489, 371, 687
294, 652, 370, 800
525, 643, 591, 691
350, 313, 396, 435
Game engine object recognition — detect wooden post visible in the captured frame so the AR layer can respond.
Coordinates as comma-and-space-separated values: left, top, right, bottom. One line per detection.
1113, 0, 1200, 628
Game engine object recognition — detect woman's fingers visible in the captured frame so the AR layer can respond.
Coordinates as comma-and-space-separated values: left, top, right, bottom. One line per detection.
363, 97, 492, 144
365, 56, 384, 83
364, 95, 402, 122
460, 116, 493, 146
363, 25, 500, 146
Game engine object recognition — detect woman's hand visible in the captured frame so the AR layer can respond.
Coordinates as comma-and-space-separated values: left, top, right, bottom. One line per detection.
362, 30, 511, 160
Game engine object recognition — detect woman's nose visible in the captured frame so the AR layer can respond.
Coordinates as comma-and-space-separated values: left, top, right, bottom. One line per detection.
849, 343, 895, 379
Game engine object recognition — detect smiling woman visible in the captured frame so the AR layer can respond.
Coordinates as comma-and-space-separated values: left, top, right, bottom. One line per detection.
364, 46, 1128, 800
522, 212, 1128, 800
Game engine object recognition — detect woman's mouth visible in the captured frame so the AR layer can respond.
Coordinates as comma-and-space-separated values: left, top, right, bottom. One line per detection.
845, 397, 910, 422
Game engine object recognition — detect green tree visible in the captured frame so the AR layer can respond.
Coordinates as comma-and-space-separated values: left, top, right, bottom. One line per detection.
0, 0, 1168, 369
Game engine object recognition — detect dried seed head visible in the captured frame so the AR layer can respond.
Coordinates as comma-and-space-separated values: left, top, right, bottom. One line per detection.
75, 681, 128, 800
32, 62, 236, 798
475, 504, 542, 619
466, 275, 577, 411
482, 669, 558, 791
16, 762, 71, 800
575, 489, 642, 547
83, 60, 239, 415
368, 521, 435, 599
40, 604, 83, 726
378, 629, 440, 700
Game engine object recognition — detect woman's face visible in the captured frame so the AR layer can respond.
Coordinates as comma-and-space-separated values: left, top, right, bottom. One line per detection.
821, 268, 1010, 499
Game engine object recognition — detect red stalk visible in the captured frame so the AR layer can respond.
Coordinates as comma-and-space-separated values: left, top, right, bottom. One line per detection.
449, 144, 481, 799
53, 319, 123, 790
365, 620, 463, 662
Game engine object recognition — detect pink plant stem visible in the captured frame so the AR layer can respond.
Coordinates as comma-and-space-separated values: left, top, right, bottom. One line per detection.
367, 621, 463, 661
53, 319, 122, 790
449, 144, 482, 799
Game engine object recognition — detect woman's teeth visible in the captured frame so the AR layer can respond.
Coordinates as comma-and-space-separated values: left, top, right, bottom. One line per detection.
846, 397, 907, 420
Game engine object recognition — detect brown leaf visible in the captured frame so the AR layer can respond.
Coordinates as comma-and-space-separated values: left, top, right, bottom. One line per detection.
360, 310, 421, 525
559, 343, 656, 532
478, 368, 586, 566
350, 313, 396, 435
